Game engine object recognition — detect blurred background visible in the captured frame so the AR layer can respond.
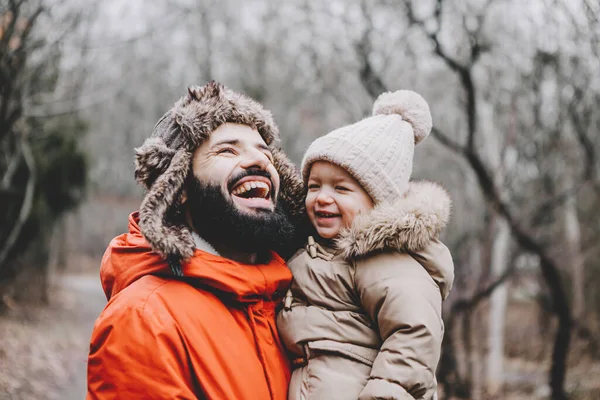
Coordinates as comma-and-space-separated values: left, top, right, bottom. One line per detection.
1, 0, 599, 399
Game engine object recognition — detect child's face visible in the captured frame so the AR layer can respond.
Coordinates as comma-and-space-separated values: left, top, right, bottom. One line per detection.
305, 161, 373, 239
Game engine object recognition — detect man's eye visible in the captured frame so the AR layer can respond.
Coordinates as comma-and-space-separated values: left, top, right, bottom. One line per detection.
217, 148, 235, 155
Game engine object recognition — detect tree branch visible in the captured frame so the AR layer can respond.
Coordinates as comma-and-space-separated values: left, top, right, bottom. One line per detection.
1, 140, 21, 188
452, 254, 518, 313
431, 126, 466, 154
569, 88, 599, 193
356, 3, 387, 99
530, 184, 581, 226
0, 0, 23, 51
24, 86, 118, 118
0, 135, 36, 270
404, 0, 477, 150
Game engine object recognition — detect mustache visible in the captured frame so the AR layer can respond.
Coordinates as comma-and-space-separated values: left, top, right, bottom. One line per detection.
227, 169, 274, 195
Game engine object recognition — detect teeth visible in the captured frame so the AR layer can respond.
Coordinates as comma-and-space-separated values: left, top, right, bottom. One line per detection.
232, 180, 270, 197
317, 211, 337, 217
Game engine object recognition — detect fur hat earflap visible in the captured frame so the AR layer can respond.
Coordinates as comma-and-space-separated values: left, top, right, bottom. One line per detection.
134, 137, 178, 190
134, 81, 299, 274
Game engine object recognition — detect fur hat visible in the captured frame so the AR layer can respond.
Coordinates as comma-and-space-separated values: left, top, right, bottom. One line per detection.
301, 90, 432, 205
134, 81, 304, 275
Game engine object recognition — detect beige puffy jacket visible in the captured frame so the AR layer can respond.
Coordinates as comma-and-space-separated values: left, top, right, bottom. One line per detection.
277, 181, 454, 400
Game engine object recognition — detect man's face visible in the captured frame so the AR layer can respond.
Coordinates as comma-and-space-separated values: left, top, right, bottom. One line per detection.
184, 123, 293, 255
191, 123, 280, 213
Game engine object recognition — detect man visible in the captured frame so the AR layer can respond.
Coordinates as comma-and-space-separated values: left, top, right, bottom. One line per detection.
87, 82, 305, 399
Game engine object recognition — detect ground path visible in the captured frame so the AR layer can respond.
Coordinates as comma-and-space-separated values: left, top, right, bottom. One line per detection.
56, 274, 105, 400
0, 273, 105, 400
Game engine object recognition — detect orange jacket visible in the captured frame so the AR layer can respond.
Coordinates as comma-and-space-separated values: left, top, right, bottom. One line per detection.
87, 212, 292, 400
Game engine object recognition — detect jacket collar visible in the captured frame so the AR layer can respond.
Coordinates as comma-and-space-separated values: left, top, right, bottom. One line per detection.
192, 231, 220, 256
335, 181, 451, 259
100, 212, 291, 303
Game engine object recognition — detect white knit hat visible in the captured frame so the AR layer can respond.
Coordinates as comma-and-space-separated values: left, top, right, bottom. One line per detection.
301, 90, 432, 205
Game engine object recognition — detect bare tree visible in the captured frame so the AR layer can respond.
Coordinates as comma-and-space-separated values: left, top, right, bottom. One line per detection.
0, 0, 44, 269
352, 0, 600, 398
0, 0, 87, 304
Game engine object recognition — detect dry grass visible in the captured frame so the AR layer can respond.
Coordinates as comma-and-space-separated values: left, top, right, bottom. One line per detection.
0, 279, 95, 400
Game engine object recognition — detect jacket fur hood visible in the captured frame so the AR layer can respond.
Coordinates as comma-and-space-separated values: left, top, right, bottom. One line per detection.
336, 181, 452, 259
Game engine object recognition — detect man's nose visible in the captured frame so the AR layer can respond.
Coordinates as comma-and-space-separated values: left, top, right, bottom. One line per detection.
239, 148, 271, 171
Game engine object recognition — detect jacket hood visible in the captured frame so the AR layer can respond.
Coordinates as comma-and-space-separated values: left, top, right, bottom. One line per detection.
100, 212, 292, 302
336, 181, 453, 298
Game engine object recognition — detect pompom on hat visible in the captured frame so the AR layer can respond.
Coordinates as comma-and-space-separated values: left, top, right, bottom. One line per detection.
133, 81, 305, 275
301, 89, 432, 204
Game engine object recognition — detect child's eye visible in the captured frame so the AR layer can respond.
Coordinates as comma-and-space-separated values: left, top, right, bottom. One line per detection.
335, 186, 349, 192
307, 184, 320, 190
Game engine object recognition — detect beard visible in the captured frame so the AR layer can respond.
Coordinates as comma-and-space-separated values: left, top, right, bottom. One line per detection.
186, 175, 295, 256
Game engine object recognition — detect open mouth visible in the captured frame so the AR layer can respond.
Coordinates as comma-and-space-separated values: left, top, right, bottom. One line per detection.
315, 211, 341, 219
229, 176, 273, 210
231, 180, 270, 199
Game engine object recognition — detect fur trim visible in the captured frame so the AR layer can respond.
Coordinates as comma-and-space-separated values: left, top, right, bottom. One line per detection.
372, 90, 432, 145
272, 147, 306, 222
172, 82, 279, 149
336, 181, 451, 259
134, 137, 177, 190
192, 232, 220, 256
138, 149, 195, 268
271, 147, 314, 259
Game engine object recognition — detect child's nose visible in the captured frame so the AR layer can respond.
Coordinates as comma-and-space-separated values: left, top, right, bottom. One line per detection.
316, 191, 334, 204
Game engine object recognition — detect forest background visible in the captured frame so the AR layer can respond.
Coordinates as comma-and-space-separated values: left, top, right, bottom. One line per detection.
1, 0, 599, 399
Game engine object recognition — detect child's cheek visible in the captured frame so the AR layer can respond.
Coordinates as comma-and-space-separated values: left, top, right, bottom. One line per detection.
305, 192, 314, 209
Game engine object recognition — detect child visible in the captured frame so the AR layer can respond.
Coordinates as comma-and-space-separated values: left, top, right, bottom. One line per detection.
277, 90, 455, 400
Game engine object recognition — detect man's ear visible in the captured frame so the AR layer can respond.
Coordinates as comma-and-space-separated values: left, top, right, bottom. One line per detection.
181, 169, 193, 205
180, 187, 188, 204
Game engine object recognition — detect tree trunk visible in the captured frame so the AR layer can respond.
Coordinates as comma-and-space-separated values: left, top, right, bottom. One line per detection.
564, 188, 584, 320
478, 97, 512, 396
486, 217, 510, 395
